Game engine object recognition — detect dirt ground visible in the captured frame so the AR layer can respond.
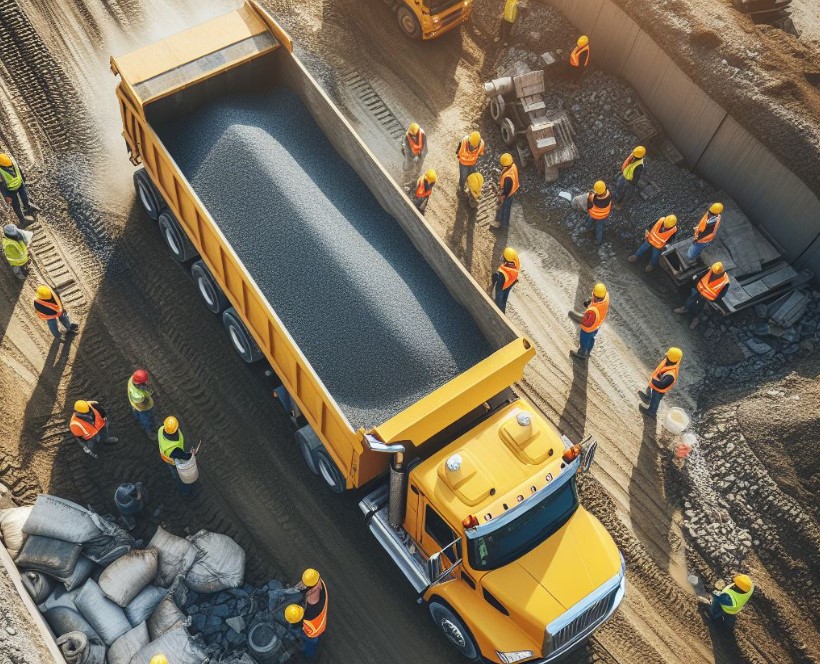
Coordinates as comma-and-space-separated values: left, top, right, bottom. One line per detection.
0, 1, 818, 663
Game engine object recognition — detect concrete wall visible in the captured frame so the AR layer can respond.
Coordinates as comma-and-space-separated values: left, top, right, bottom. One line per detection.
546, 0, 820, 279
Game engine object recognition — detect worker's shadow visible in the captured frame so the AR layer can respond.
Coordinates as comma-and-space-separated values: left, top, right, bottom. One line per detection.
447, 197, 475, 273
558, 357, 588, 442
0, 272, 25, 348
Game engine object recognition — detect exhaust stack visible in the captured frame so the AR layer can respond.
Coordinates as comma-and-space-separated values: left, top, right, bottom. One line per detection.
364, 434, 408, 530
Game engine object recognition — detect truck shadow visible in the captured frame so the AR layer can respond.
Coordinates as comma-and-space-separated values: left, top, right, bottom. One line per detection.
558, 356, 588, 443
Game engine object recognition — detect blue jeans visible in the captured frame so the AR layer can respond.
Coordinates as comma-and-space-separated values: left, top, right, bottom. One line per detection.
131, 407, 155, 436
708, 593, 737, 628
684, 288, 707, 316
687, 242, 708, 260
579, 329, 597, 354
299, 633, 320, 659
167, 463, 194, 496
7, 183, 32, 221
613, 174, 633, 203
646, 387, 664, 415
584, 216, 605, 244
494, 285, 512, 312
496, 196, 514, 225
458, 163, 476, 189
46, 312, 73, 339
634, 240, 662, 266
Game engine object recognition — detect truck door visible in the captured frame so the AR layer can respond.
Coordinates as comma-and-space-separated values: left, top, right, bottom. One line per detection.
420, 502, 461, 569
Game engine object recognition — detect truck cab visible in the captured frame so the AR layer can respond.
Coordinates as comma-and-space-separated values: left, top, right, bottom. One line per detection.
384, 0, 474, 40
360, 400, 625, 663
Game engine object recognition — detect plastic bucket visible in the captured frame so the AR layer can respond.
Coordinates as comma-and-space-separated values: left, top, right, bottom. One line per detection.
248, 621, 283, 663
175, 455, 199, 484
663, 407, 690, 435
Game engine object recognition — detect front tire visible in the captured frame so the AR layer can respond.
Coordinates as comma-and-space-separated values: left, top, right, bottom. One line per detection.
397, 6, 422, 39
134, 169, 164, 220
158, 211, 198, 263
428, 601, 479, 661
222, 307, 263, 363
191, 261, 228, 314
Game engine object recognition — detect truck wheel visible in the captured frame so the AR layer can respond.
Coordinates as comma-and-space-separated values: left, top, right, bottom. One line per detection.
490, 95, 507, 125
500, 117, 517, 146
428, 601, 479, 661
315, 448, 346, 494
158, 211, 198, 263
222, 307, 263, 363
191, 261, 228, 314
397, 6, 421, 39
133, 169, 164, 220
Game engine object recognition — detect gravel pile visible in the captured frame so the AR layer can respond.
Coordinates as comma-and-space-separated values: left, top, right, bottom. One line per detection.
158, 89, 492, 428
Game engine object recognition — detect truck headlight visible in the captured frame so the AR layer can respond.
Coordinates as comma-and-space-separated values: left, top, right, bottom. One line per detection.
496, 651, 534, 664
432, 15, 441, 24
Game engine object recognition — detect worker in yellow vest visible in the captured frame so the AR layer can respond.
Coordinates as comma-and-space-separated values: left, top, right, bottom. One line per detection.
583, 180, 612, 245
568, 35, 590, 74
687, 202, 724, 261
0, 153, 39, 223
613, 146, 645, 208
491, 153, 519, 229
127, 369, 156, 439
704, 574, 754, 628
3, 223, 32, 280
456, 131, 485, 192
492, 247, 519, 313
499, 0, 518, 45
674, 261, 730, 329
628, 214, 678, 272
157, 416, 194, 496
412, 169, 436, 214
570, 283, 609, 360
401, 122, 427, 188
638, 347, 681, 419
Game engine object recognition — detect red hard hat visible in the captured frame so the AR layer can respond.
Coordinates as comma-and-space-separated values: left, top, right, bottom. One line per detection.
132, 369, 149, 384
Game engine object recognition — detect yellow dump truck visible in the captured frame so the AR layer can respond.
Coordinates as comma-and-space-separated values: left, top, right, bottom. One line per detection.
111, 4, 624, 661
382, 0, 473, 39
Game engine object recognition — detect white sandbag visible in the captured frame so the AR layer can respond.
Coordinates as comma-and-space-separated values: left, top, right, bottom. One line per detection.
108, 622, 150, 664
74, 579, 132, 646
148, 526, 197, 588
87, 640, 107, 664
184, 530, 245, 593
54, 555, 97, 591
57, 631, 89, 664
16, 534, 82, 577
23, 495, 101, 544
0, 505, 32, 558
124, 585, 167, 627
99, 548, 158, 607
21, 570, 56, 604
147, 596, 187, 641
44, 606, 99, 641
128, 626, 207, 664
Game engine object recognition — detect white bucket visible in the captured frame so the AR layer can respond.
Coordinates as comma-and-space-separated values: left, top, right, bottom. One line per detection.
663, 407, 690, 435
175, 455, 199, 484
682, 432, 698, 449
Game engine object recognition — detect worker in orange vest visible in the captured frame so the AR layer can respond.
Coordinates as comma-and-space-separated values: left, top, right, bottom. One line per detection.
613, 146, 645, 208
570, 283, 609, 360
412, 169, 436, 214
568, 35, 590, 74
401, 122, 427, 188
674, 261, 730, 329
287, 568, 327, 659
70, 399, 118, 455
34, 284, 79, 341
491, 153, 519, 229
492, 247, 520, 313
583, 180, 612, 245
456, 131, 485, 192
638, 347, 682, 419
628, 214, 678, 272
687, 202, 724, 261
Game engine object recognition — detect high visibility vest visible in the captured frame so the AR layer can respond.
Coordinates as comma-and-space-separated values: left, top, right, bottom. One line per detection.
588, 190, 611, 220
457, 137, 484, 166
721, 583, 754, 615
497, 262, 519, 290
302, 581, 328, 638
406, 129, 425, 156
695, 212, 721, 244
33, 293, 64, 320
70, 405, 106, 441
127, 376, 154, 412
500, 164, 519, 197
3, 237, 28, 266
646, 218, 677, 249
580, 293, 609, 332
503, 0, 518, 23
158, 427, 185, 464
415, 176, 433, 199
569, 44, 590, 68
0, 157, 23, 191
650, 359, 679, 394
621, 156, 643, 181
696, 271, 729, 301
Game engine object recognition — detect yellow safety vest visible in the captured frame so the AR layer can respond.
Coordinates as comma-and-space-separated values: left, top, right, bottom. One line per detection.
2, 237, 28, 266
622, 157, 643, 182
158, 428, 185, 464
503, 0, 518, 23
0, 157, 23, 191
127, 376, 154, 412
721, 583, 754, 615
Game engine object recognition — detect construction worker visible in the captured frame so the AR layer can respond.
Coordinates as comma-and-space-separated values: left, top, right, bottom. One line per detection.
613, 146, 645, 208
157, 416, 194, 496
674, 261, 730, 329
3, 223, 32, 280
491, 153, 519, 229
127, 369, 156, 440
465, 172, 484, 209
456, 131, 485, 192
295, 568, 328, 659
687, 202, 724, 261
570, 283, 609, 360
638, 347, 681, 418
583, 180, 612, 245
70, 400, 118, 454
499, 0, 519, 45
492, 247, 519, 313
400, 122, 427, 188
284, 603, 306, 642
114, 482, 145, 531
0, 153, 39, 224
412, 169, 436, 214
628, 214, 678, 272
34, 284, 79, 341
569, 35, 590, 73
703, 574, 754, 628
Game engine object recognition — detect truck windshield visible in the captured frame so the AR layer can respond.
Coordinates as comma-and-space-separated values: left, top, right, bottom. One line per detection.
427, 0, 463, 14
467, 478, 579, 571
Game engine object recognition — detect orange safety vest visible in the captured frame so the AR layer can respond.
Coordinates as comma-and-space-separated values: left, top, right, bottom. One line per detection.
696, 271, 729, 301
457, 136, 484, 166
646, 217, 678, 249
70, 405, 106, 441
406, 129, 425, 156
302, 580, 328, 638
499, 164, 520, 197
650, 359, 679, 394
694, 212, 721, 244
580, 293, 609, 332
497, 262, 519, 290
569, 44, 590, 68
33, 293, 64, 320
588, 190, 611, 220
415, 176, 433, 199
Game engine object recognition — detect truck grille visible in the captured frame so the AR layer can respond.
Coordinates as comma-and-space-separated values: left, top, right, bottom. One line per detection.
440, 8, 464, 26
429, 0, 463, 14
548, 586, 619, 653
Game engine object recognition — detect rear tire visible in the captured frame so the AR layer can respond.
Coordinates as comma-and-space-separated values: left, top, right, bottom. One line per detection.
222, 307, 263, 363
428, 601, 479, 661
191, 261, 228, 314
397, 6, 422, 39
295, 425, 321, 476
501, 117, 517, 146
134, 169, 164, 220
158, 211, 198, 263
315, 448, 346, 494
490, 95, 507, 125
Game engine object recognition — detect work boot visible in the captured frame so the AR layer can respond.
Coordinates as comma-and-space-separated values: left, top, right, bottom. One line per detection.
490, 219, 502, 229
147, 429, 158, 441
639, 404, 656, 419
104, 437, 119, 444
568, 310, 583, 322
65, 323, 79, 335
25, 204, 41, 213
637, 390, 650, 403
689, 316, 701, 330
645, 264, 654, 273
673, 306, 687, 314
627, 255, 638, 263
570, 349, 589, 360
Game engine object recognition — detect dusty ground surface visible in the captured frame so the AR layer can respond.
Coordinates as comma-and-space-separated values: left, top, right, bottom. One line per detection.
0, 562, 53, 664
0, 1, 818, 664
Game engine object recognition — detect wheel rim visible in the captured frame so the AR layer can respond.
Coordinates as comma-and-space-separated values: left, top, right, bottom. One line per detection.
164, 227, 180, 255
400, 14, 416, 34
318, 457, 337, 487
440, 618, 467, 649
138, 183, 153, 213
229, 326, 247, 354
198, 277, 215, 306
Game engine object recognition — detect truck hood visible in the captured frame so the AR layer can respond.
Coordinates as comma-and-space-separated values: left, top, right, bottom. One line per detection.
481, 507, 621, 641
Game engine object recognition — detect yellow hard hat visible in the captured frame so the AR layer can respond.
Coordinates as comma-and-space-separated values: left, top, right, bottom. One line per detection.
577, 35, 589, 47
592, 283, 607, 298
663, 215, 678, 228
711, 261, 724, 275
593, 180, 606, 195
502, 247, 518, 263
424, 169, 437, 184
733, 574, 752, 593
150, 656, 169, 664
633, 146, 646, 158
163, 416, 179, 434
666, 347, 683, 363
468, 131, 481, 148
74, 400, 90, 414
302, 568, 320, 588
466, 172, 484, 197
408, 122, 420, 135
284, 604, 305, 624
709, 202, 724, 214
36, 285, 53, 299
0, 153, 11, 167
500, 153, 513, 167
